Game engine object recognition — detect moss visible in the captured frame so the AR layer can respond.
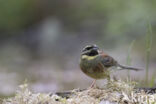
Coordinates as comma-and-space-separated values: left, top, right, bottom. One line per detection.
2, 80, 156, 104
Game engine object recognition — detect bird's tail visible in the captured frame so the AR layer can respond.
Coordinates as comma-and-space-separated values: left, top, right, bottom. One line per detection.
116, 63, 142, 71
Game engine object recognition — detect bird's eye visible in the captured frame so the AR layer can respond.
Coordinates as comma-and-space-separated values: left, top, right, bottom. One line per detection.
86, 46, 93, 50
82, 46, 93, 52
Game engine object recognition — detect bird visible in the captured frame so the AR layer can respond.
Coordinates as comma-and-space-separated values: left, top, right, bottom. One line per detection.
79, 44, 141, 87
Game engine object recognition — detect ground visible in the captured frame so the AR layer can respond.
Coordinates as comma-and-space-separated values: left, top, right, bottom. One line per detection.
2, 80, 156, 104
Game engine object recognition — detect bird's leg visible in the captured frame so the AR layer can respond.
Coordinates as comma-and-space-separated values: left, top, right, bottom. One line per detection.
90, 79, 97, 88
107, 75, 112, 85
107, 75, 111, 81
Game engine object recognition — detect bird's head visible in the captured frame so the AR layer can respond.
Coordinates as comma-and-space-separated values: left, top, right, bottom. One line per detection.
81, 44, 99, 56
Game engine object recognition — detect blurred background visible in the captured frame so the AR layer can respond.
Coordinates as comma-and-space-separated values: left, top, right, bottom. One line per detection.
0, 0, 156, 97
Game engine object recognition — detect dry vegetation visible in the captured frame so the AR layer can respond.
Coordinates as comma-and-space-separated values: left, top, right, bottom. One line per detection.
2, 79, 156, 104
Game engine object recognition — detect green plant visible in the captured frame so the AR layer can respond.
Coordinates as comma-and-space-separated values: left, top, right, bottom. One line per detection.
126, 40, 135, 79
145, 21, 153, 86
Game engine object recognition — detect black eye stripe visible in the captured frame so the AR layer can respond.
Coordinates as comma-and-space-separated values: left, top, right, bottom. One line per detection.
82, 46, 93, 52
86, 46, 93, 50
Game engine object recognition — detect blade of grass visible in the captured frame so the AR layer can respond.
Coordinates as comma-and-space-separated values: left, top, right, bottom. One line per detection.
145, 21, 153, 86
126, 40, 135, 79
149, 73, 155, 87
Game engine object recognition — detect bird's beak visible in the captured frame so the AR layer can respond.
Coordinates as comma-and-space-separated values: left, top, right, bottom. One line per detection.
92, 47, 99, 51
93, 47, 99, 50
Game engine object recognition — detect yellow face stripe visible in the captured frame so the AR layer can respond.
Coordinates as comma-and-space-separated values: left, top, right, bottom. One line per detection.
82, 55, 98, 60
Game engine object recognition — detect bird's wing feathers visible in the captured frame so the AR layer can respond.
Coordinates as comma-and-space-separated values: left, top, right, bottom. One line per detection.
100, 54, 116, 68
